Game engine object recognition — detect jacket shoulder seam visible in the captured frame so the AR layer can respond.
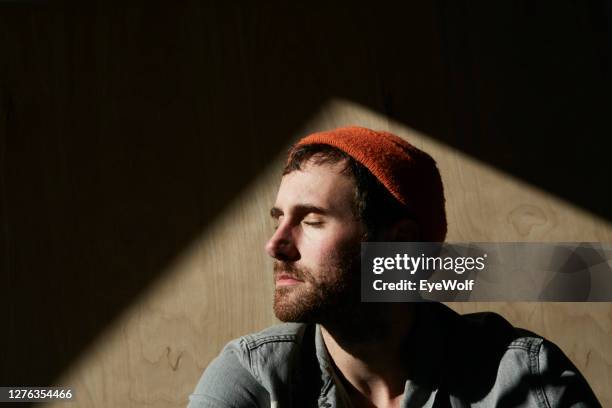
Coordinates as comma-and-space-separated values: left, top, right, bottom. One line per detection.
507, 336, 543, 350
529, 337, 551, 408
243, 334, 301, 350
505, 336, 551, 408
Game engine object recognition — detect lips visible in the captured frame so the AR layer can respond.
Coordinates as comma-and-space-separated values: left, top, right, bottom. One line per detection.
275, 273, 304, 287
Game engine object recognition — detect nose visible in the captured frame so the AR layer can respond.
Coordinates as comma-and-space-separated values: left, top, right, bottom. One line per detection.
265, 221, 300, 262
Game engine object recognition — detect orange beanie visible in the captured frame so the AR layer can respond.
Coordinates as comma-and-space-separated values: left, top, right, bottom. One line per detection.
292, 126, 447, 242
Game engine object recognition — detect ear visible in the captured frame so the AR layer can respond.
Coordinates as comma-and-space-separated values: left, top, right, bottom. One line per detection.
389, 218, 420, 242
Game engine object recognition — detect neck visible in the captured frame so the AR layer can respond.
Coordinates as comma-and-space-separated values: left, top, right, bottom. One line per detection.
320, 303, 417, 406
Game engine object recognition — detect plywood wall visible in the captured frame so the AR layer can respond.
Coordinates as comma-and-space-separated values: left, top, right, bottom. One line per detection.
41, 100, 612, 408
3, 4, 610, 408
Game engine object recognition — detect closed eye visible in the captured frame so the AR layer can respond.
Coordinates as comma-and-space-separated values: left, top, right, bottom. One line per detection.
302, 221, 324, 227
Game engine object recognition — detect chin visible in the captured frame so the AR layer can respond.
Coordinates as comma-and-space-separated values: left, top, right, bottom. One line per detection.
273, 288, 320, 323
273, 306, 315, 323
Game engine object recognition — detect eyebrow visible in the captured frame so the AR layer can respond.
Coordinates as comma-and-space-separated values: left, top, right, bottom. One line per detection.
270, 204, 329, 218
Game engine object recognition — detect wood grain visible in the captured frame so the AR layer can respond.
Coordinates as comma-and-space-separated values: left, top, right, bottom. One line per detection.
2, 4, 609, 407
44, 100, 612, 407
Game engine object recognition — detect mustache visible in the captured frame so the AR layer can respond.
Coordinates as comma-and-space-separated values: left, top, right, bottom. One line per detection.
273, 261, 311, 282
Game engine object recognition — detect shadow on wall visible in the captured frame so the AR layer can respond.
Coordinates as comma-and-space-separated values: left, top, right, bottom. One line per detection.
1, 1, 610, 387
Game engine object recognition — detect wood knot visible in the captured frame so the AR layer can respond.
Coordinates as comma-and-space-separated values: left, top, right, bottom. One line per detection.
507, 204, 548, 236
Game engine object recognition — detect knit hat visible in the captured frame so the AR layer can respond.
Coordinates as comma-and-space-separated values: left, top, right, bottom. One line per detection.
291, 126, 447, 242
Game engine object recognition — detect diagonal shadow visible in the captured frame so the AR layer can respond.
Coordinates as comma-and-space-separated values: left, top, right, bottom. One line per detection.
1, 1, 610, 394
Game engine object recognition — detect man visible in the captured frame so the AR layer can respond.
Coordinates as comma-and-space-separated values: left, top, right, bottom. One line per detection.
188, 126, 600, 407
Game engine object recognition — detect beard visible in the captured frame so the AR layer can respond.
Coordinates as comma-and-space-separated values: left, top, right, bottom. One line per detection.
273, 246, 361, 324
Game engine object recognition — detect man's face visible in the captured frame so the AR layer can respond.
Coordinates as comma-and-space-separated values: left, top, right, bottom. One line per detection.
266, 159, 365, 322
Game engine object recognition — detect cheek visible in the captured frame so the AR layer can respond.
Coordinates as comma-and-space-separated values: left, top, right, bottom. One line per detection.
300, 239, 336, 266
301, 229, 360, 266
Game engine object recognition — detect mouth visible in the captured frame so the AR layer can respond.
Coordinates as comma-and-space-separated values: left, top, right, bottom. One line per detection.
275, 273, 304, 287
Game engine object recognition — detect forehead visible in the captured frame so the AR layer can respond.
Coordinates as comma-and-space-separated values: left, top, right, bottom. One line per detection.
275, 160, 356, 212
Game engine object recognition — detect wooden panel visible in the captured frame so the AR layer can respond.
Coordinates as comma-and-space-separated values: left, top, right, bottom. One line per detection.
1, 3, 609, 408
43, 100, 612, 407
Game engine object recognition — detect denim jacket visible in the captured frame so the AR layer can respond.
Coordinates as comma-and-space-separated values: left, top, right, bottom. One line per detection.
187, 303, 600, 407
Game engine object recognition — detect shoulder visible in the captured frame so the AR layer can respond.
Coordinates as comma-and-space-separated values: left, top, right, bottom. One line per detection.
240, 322, 309, 352
446, 307, 600, 407
503, 334, 601, 407
188, 323, 314, 408
228, 322, 310, 378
